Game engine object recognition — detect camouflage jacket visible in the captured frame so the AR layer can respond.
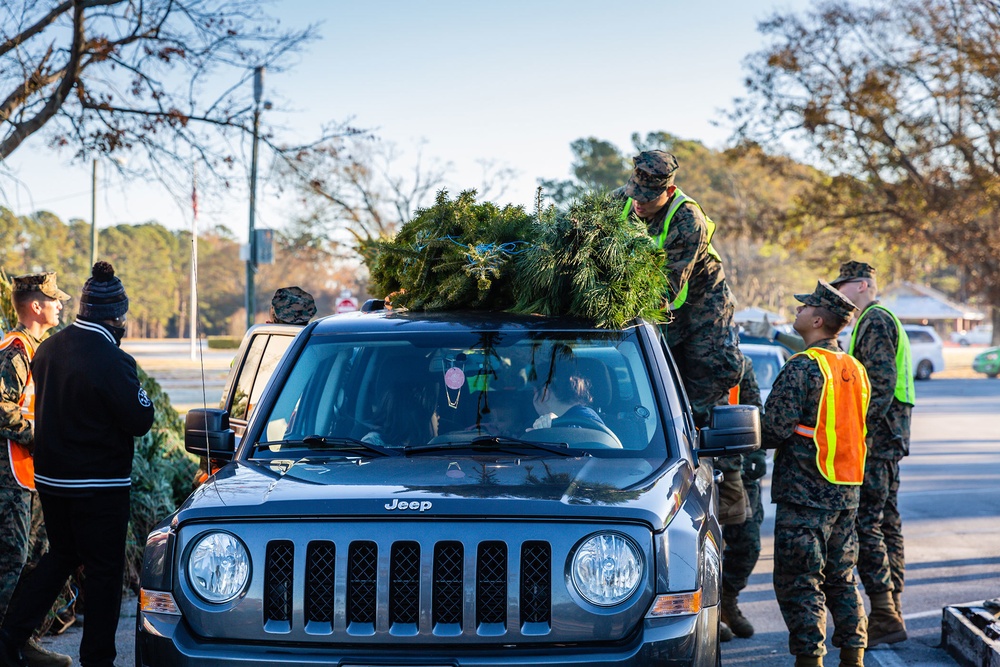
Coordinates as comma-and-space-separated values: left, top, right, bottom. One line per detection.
851, 303, 912, 459
0, 325, 38, 445
762, 337, 861, 510
617, 190, 730, 342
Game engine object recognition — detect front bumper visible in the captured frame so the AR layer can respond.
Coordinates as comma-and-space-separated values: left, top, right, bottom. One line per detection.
136, 606, 719, 667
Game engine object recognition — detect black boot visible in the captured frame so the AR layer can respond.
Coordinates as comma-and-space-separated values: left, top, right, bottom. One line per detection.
0, 630, 28, 667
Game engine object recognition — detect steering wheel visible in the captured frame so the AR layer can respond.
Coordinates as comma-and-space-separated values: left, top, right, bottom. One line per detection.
549, 418, 624, 449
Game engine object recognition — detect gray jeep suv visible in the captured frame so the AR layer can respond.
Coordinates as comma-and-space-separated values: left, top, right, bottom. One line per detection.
137, 310, 758, 666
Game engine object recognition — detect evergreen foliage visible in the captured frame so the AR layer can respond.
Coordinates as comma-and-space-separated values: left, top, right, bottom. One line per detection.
362, 190, 536, 311
126, 368, 196, 589
362, 190, 668, 329
512, 192, 667, 328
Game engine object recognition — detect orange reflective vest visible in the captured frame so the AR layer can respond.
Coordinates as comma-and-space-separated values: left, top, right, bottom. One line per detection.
792, 347, 871, 485
1, 330, 37, 490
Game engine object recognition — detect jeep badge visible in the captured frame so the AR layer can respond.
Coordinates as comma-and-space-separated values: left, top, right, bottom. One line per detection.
384, 498, 433, 512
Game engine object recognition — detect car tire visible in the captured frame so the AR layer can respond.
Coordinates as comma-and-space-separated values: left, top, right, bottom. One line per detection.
916, 360, 933, 380
988, 372, 999, 379
960, 339, 970, 346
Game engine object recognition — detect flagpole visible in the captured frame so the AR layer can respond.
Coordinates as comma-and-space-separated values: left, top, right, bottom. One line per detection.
190, 164, 199, 361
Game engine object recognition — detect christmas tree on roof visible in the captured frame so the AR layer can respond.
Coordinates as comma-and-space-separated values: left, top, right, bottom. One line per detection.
360, 189, 667, 329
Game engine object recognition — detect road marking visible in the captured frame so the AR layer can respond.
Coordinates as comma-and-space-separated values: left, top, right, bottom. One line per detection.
866, 649, 908, 667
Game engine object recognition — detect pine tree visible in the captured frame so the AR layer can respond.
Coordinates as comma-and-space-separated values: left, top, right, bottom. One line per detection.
362, 190, 535, 310
512, 192, 666, 328
362, 190, 668, 329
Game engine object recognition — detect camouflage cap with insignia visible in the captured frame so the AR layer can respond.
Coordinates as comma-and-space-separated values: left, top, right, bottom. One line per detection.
12, 272, 71, 301
829, 260, 877, 287
794, 280, 858, 319
624, 150, 679, 201
270, 286, 316, 325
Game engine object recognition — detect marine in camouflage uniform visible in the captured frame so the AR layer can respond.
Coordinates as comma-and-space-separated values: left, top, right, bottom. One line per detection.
1, 274, 70, 625
763, 281, 868, 667
616, 151, 743, 427
720, 355, 767, 638
0, 323, 40, 624
269, 286, 317, 325
0, 273, 77, 667
832, 261, 911, 645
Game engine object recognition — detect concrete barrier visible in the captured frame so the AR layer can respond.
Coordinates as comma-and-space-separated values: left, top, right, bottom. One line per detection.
942, 602, 1000, 667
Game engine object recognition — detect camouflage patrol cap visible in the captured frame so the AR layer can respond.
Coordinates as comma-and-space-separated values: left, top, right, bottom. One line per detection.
12, 272, 71, 301
270, 286, 316, 325
794, 280, 858, 319
624, 150, 679, 201
829, 260, 876, 287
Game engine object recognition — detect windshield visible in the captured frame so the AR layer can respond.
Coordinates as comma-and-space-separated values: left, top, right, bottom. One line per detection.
252, 328, 665, 459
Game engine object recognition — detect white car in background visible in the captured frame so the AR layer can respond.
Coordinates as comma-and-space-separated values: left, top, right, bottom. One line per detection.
739, 342, 791, 403
950, 324, 993, 346
840, 324, 945, 380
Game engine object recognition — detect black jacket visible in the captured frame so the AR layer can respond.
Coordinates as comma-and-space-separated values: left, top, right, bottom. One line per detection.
31, 320, 155, 496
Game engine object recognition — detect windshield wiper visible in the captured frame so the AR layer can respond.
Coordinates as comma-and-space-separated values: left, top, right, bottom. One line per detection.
403, 436, 580, 457
254, 435, 401, 457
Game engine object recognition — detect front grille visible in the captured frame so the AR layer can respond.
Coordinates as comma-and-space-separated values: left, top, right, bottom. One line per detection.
389, 541, 420, 625
520, 541, 551, 623
304, 541, 335, 623
262, 537, 551, 635
263, 541, 293, 623
476, 542, 507, 626
433, 541, 464, 626
347, 541, 378, 627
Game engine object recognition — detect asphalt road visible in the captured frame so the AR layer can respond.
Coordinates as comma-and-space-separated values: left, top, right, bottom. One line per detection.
35, 344, 1000, 666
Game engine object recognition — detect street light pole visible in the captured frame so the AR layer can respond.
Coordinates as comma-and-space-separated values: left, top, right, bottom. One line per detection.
90, 158, 98, 266
246, 66, 264, 331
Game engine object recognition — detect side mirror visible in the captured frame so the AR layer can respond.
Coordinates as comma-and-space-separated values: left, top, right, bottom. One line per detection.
185, 408, 236, 461
696, 404, 760, 458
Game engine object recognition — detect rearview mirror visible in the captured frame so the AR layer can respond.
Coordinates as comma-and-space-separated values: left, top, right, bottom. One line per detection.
184, 408, 236, 461
696, 404, 760, 458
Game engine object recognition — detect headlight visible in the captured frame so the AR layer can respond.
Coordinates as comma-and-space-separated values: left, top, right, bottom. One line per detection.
571, 533, 642, 606
187, 532, 250, 603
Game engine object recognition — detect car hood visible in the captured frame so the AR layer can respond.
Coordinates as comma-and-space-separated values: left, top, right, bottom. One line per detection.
174, 454, 693, 530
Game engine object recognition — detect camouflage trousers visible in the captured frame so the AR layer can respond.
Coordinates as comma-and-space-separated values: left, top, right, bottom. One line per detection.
774, 502, 867, 657
722, 478, 764, 594
0, 481, 31, 624
857, 457, 904, 596
665, 297, 743, 426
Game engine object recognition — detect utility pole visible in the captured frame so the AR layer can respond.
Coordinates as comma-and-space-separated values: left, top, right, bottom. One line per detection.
246, 66, 264, 331
90, 158, 98, 266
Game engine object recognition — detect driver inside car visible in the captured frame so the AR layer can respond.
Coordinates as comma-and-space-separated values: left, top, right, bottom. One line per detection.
362, 380, 440, 447
527, 368, 605, 432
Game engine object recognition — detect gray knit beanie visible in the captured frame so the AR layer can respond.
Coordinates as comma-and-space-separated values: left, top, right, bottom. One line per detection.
78, 261, 129, 321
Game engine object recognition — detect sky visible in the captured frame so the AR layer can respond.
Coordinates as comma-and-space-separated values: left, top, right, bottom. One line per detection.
1, 0, 816, 243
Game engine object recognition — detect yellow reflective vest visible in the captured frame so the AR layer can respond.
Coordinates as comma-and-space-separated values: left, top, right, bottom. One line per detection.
620, 188, 721, 310
848, 304, 915, 406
